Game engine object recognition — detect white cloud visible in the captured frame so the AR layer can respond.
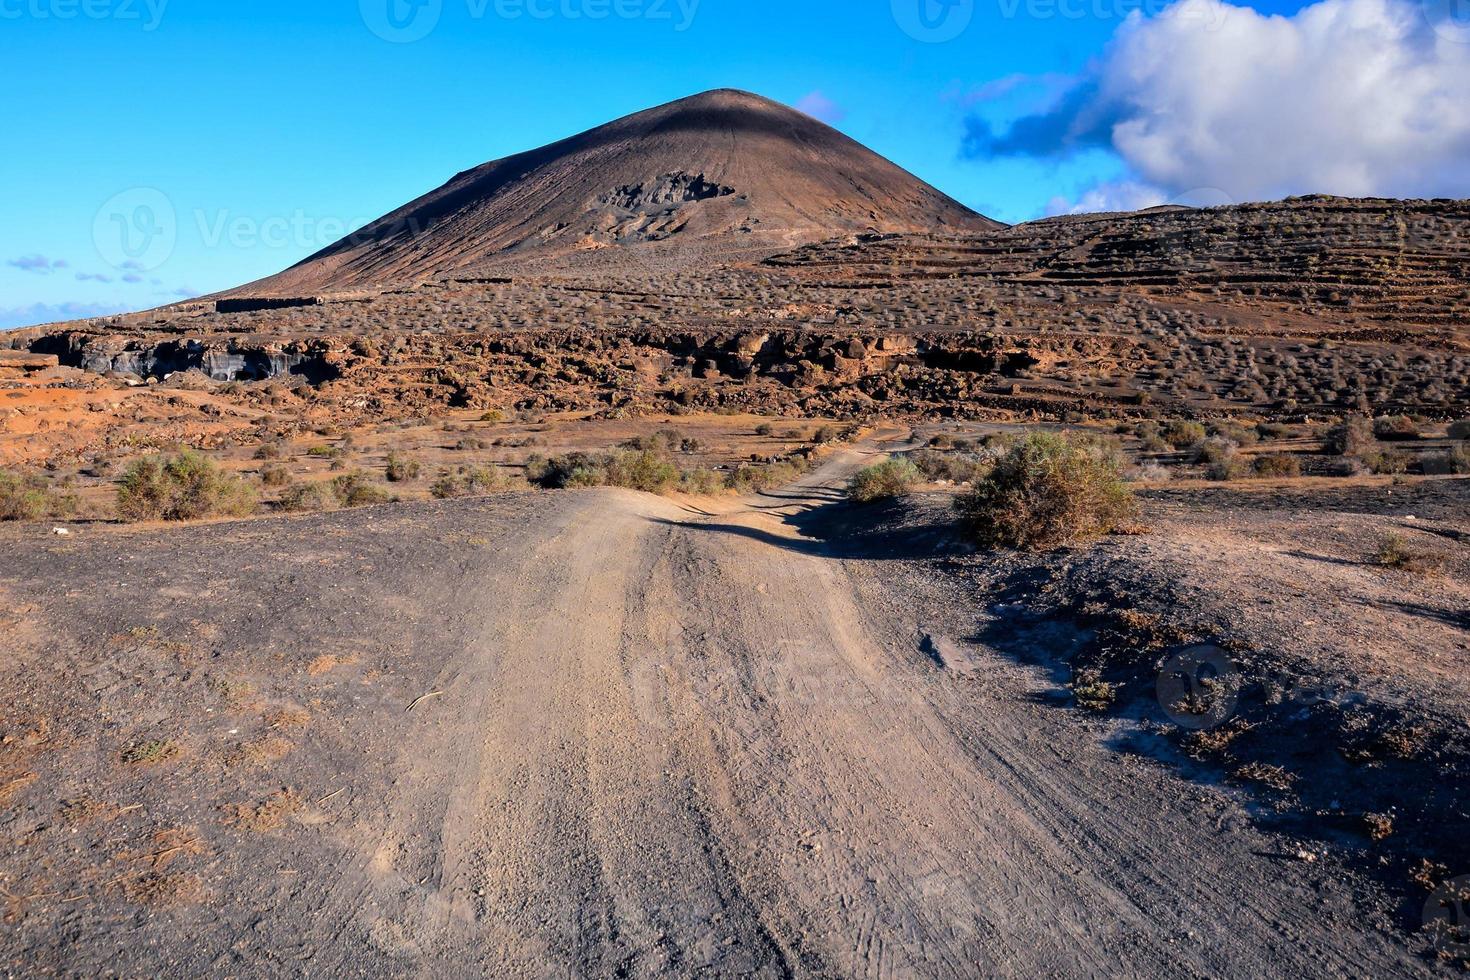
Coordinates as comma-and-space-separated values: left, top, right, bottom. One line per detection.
976, 0, 1470, 206
794, 90, 847, 125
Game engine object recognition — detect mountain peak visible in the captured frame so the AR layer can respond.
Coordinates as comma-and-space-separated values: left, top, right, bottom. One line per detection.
230, 90, 999, 295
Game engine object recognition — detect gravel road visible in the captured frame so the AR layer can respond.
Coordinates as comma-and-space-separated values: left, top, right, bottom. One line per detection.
0, 441, 1442, 977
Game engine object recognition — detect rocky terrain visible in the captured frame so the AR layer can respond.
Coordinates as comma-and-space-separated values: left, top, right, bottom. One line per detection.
1, 90, 1467, 976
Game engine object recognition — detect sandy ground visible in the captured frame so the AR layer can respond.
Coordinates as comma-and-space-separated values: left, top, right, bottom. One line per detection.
0, 439, 1458, 976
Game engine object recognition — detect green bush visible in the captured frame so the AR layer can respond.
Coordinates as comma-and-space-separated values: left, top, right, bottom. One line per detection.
117, 451, 257, 522
847, 459, 921, 504
0, 470, 77, 522
957, 434, 1137, 550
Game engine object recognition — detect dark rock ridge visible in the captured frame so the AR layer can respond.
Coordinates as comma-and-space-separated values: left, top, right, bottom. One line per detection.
21, 334, 339, 384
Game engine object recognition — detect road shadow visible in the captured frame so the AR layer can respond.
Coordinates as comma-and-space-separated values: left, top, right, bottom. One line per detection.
655, 490, 975, 562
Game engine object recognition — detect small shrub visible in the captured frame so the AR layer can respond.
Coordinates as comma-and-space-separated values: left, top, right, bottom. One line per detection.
847, 459, 921, 504
1365, 449, 1413, 475
430, 466, 509, 499
278, 482, 338, 512
1326, 416, 1374, 456
259, 464, 291, 488
1161, 420, 1206, 449
754, 423, 774, 437
1071, 671, 1117, 712
253, 441, 287, 461
1374, 533, 1443, 574
1206, 457, 1252, 481
907, 449, 988, 484
957, 434, 1137, 550
1252, 454, 1301, 478
812, 424, 840, 445
0, 470, 77, 522
678, 468, 728, 495
1448, 420, 1470, 441
480, 410, 505, 423
1373, 415, 1420, 441
384, 452, 421, 483
329, 472, 392, 507
1422, 445, 1470, 475
117, 452, 257, 522
306, 445, 344, 460
532, 449, 679, 494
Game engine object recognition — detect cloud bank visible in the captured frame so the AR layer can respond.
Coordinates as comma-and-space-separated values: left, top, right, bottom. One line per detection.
966, 0, 1470, 211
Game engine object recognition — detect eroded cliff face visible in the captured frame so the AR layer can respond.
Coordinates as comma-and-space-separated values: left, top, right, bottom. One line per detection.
16, 334, 341, 384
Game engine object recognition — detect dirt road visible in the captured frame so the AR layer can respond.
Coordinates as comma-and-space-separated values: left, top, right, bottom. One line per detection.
0, 442, 1440, 976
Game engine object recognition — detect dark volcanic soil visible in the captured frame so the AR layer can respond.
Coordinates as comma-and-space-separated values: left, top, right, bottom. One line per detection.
0, 445, 1464, 976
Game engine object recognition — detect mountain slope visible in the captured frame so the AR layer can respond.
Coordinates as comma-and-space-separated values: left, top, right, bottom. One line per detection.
230, 89, 999, 295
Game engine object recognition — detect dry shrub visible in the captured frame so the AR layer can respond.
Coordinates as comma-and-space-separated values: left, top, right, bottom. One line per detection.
0, 470, 77, 522
1374, 533, 1444, 574
1252, 454, 1301, 478
278, 481, 338, 512
226, 789, 303, 832
1373, 415, 1420, 441
847, 458, 921, 503
957, 434, 1137, 550
1326, 415, 1374, 456
117, 451, 257, 522
431, 466, 509, 499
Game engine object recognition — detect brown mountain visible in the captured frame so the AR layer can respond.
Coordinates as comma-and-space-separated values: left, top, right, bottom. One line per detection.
229, 88, 999, 295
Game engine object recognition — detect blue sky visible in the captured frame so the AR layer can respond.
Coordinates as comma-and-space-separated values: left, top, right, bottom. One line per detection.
3, 0, 1465, 328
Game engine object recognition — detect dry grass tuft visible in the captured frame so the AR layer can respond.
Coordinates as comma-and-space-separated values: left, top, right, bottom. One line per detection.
225, 788, 304, 832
